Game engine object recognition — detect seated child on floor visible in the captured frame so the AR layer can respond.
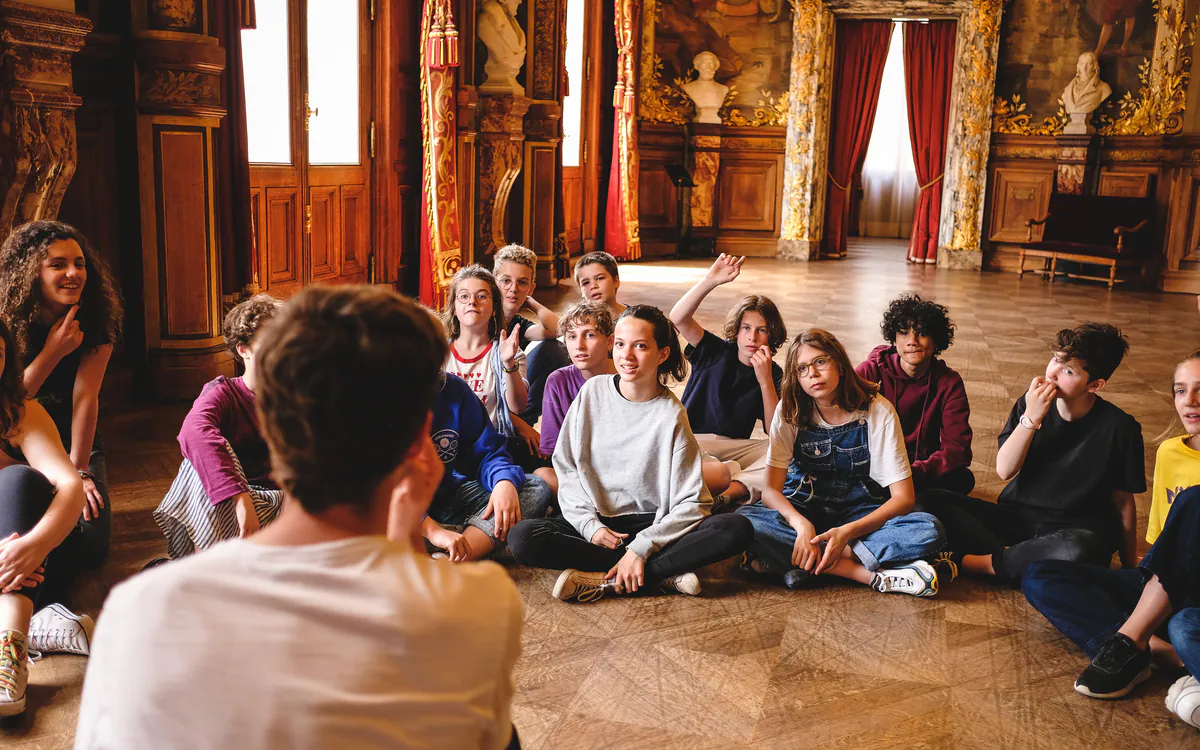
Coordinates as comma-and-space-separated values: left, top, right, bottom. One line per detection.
493, 244, 568, 429
856, 293, 973, 495
423, 371, 552, 561
76, 286, 525, 749
736, 328, 945, 596
669, 253, 786, 507
1022, 350, 1200, 724
153, 294, 282, 558
441, 265, 539, 471
574, 251, 626, 316
922, 322, 1144, 584
507, 305, 753, 603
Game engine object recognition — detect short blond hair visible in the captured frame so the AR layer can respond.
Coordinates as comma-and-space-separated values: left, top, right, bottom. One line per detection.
493, 244, 536, 275
558, 301, 615, 338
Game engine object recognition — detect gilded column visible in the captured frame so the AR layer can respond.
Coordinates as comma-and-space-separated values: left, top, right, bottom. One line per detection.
131, 0, 231, 398
689, 123, 720, 253
0, 1, 91, 231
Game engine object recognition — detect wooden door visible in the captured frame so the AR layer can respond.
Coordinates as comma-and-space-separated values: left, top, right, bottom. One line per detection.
245, 0, 373, 296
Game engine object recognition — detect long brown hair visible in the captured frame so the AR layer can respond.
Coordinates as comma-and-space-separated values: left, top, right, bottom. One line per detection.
0, 317, 25, 440
723, 295, 787, 354
617, 305, 687, 386
780, 328, 877, 428
440, 264, 505, 341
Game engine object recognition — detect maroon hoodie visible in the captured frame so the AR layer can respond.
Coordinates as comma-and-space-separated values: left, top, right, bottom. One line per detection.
855, 345, 972, 490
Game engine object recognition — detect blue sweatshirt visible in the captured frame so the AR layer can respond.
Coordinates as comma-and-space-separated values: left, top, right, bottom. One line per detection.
432, 375, 525, 509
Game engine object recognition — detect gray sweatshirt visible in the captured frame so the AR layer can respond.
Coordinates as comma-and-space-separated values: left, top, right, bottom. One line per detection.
552, 375, 712, 560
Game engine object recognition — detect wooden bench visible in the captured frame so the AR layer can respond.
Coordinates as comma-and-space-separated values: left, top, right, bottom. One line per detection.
1018, 194, 1155, 289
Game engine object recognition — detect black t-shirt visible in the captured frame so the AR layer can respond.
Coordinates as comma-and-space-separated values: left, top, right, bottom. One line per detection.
27, 322, 85, 449
997, 394, 1146, 527
505, 315, 536, 348
680, 330, 783, 439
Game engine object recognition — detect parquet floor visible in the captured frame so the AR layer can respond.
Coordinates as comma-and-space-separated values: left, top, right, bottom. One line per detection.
6, 238, 1199, 749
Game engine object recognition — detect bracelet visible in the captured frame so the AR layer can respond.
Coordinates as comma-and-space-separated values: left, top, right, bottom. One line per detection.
78, 469, 95, 481
502, 361, 520, 373
1018, 414, 1042, 431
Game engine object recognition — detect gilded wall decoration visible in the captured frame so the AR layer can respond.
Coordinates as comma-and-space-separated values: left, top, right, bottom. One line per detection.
421, 0, 465, 298
639, 0, 793, 126
991, 143, 1060, 159
996, 0, 1157, 125
475, 95, 530, 257
530, 0, 559, 100
992, 94, 1068, 134
722, 136, 787, 149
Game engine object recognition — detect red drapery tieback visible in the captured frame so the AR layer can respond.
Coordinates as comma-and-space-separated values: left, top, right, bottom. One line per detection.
425, 0, 459, 70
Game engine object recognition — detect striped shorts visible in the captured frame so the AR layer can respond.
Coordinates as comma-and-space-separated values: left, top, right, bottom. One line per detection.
153, 445, 283, 559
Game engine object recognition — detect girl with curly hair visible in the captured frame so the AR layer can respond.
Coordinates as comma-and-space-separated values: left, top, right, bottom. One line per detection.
0, 221, 122, 595
856, 293, 974, 494
0, 315, 93, 715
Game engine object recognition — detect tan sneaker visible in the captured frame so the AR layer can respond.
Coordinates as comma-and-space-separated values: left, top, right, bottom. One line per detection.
29, 604, 95, 658
0, 630, 29, 716
660, 572, 701, 596
552, 569, 617, 603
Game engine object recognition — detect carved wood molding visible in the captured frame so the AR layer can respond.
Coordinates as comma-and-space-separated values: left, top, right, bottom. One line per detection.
476, 94, 530, 257
0, 1, 92, 231
133, 36, 226, 118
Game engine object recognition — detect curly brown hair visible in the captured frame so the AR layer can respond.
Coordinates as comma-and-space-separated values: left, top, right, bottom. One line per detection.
224, 294, 282, 364
0, 221, 124, 363
558, 300, 615, 338
1052, 322, 1128, 382
441, 264, 505, 341
780, 329, 878, 428
723, 295, 787, 354
0, 318, 26, 441
254, 285, 447, 515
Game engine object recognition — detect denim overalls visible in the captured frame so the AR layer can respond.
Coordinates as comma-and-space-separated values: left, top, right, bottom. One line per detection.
737, 414, 944, 574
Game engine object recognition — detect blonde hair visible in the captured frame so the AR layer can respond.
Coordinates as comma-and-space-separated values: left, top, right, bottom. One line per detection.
1156, 349, 1200, 444
493, 244, 536, 275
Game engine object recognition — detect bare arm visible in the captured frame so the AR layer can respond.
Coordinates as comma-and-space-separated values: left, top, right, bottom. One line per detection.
668, 254, 745, 347
69, 344, 112, 471
1113, 490, 1137, 568
997, 379, 1057, 480
760, 465, 807, 527
503, 369, 528, 414
841, 477, 915, 540
14, 400, 86, 554
523, 298, 560, 341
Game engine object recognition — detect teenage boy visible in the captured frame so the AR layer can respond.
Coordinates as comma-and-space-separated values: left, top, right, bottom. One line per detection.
424, 371, 553, 561
75, 286, 524, 750
535, 301, 617, 493
153, 294, 283, 559
1023, 487, 1200, 725
923, 322, 1145, 583
669, 254, 785, 506
574, 251, 627, 315
856, 293, 974, 495
493, 244, 568, 425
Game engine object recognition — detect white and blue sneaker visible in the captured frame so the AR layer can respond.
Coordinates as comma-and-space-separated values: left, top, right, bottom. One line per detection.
870, 560, 938, 597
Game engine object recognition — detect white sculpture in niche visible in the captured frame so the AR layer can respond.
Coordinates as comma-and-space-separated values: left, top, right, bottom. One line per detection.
681, 51, 730, 124
478, 0, 526, 96
1061, 51, 1112, 134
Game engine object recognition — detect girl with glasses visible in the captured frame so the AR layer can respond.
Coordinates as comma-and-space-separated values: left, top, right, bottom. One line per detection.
736, 328, 946, 596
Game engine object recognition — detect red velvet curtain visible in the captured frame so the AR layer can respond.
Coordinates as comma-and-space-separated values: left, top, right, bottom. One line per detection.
214, 0, 257, 296
419, 0, 463, 305
822, 20, 892, 259
903, 20, 956, 264
602, 0, 640, 260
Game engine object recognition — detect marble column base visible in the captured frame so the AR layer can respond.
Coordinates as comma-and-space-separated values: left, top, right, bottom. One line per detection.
937, 246, 983, 270
777, 238, 820, 261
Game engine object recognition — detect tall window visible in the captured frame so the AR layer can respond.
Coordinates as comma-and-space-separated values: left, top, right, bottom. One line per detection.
561, 0, 585, 168
860, 23, 918, 238
307, 0, 360, 164
242, 0, 291, 164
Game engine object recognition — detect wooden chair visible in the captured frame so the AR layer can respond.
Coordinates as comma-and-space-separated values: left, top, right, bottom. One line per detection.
1018, 194, 1155, 289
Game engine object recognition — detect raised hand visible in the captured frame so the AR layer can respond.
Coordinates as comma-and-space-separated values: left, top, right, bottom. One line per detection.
1024, 376, 1058, 424
46, 305, 84, 362
498, 326, 520, 370
703, 253, 745, 287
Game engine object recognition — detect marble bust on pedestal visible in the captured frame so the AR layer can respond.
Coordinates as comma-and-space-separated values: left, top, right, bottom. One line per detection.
478, 0, 526, 96
681, 51, 729, 125
1061, 52, 1112, 134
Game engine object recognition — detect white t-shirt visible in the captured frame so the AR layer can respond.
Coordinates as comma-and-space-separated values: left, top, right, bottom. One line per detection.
447, 342, 499, 424
75, 537, 522, 750
765, 394, 911, 489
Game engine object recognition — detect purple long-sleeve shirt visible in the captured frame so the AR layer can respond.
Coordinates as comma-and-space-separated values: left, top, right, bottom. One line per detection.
176, 376, 275, 505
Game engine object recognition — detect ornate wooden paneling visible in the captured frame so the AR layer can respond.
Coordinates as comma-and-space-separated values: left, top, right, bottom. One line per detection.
717, 156, 782, 233
1098, 170, 1153, 198
524, 144, 558, 275
154, 126, 215, 338
563, 165, 582, 251
265, 187, 302, 289
987, 167, 1055, 243
309, 185, 339, 282
341, 184, 368, 278
638, 160, 678, 230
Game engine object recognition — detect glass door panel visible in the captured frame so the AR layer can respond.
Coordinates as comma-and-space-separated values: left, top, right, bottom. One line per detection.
306, 0, 360, 165
242, 0, 292, 164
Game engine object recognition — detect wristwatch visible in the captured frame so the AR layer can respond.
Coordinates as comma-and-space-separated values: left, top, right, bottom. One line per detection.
1019, 414, 1042, 431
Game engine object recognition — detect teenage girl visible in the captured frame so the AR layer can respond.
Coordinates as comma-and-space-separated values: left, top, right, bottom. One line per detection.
507, 305, 753, 602
737, 328, 945, 596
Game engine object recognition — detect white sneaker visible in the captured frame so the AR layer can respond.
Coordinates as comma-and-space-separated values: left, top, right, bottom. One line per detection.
871, 560, 939, 597
28, 603, 95, 657
660, 572, 702, 596
552, 569, 617, 603
0, 630, 28, 716
1167, 675, 1200, 728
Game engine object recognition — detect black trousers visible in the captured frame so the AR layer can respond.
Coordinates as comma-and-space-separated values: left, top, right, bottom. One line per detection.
918, 466, 976, 496
508, 512, 753, 582
918, 488, 1115, 584
0, 465, 60, 606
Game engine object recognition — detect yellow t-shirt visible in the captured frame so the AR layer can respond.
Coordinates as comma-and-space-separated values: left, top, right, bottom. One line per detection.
1146, 436, 1200, 544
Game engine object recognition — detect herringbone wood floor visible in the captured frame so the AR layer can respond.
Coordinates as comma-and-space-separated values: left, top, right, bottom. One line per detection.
6, 239, 1199, 748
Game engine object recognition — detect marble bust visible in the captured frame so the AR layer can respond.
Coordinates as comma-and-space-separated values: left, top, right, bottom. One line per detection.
1061, 52, 1112, 134
478, 0, 526, 95
681, 52, 729, 124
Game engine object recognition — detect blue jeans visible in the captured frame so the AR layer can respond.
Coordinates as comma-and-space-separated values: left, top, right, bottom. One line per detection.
427, 476, 553, 544
736, 500, 944, 573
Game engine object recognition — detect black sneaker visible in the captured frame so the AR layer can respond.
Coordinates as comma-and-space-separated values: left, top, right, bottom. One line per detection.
783, 568, 819, 590
1074, 633, 1152, 699
930, 550, 961, 583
